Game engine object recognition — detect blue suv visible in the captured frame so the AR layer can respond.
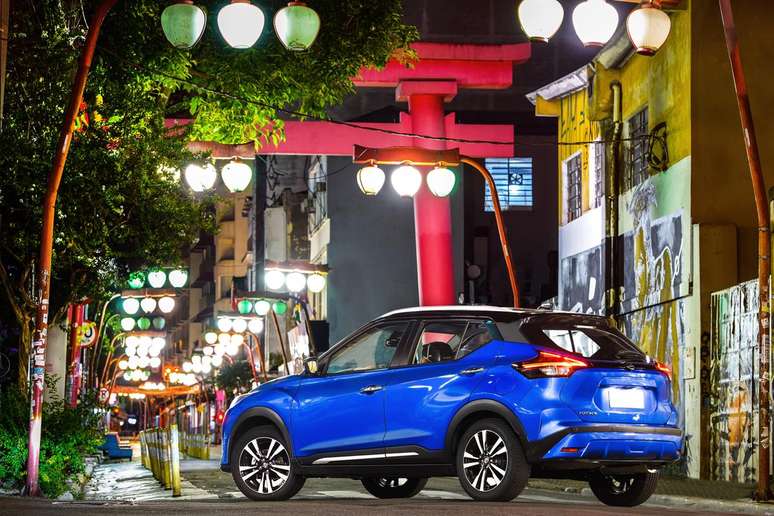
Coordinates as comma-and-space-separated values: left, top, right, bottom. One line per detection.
221, 306, 682, 506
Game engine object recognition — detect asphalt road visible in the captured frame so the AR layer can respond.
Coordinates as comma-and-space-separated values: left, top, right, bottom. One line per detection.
0, 476, 756, 515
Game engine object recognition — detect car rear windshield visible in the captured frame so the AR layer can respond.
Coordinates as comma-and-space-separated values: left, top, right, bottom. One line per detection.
508, 314, 647, 363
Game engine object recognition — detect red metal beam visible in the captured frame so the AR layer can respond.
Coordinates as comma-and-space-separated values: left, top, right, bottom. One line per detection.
172, 113, 513, 158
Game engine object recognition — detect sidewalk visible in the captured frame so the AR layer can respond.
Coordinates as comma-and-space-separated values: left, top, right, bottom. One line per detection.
528, 476, 774, 514
83, 442, 218, 502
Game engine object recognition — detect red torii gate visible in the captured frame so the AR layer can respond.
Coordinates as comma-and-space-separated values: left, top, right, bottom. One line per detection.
181, 42, 531, 306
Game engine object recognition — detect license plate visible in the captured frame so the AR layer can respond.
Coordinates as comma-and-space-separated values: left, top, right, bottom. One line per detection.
608, 388, 646, 409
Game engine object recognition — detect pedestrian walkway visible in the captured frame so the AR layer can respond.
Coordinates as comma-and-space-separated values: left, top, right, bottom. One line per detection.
83, 442, 217, 502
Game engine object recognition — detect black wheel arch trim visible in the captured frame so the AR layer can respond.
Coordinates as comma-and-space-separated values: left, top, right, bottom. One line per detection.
445, 399, 528, 452
227, 406, 293, 466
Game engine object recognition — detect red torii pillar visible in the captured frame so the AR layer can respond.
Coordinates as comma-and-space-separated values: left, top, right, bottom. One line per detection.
182, 42, 531, 307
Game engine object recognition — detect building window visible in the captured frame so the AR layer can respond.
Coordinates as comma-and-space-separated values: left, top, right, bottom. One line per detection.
590, 139, 605, 209
626, 107, 649, 190
564, 153, 582, 223
484, 157, 533, 212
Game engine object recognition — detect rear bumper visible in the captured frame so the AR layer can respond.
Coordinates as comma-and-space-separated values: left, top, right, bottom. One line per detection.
526, 424, 683, 463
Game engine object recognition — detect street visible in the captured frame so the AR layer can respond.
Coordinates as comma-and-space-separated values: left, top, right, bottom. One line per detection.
2, 455, 768, 516
0, 481, 763, 516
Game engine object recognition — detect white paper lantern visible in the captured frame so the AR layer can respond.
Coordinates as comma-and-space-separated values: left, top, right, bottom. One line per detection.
265, 270, 286, 290
390, 165, 422, 197
626, 4, 671, 56
517, 0, 564, 43
285, 272, 306, 292
217, 0, 265, 49
572, 0, 619, 47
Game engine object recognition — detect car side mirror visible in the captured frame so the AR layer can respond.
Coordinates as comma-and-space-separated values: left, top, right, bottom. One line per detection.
304, 357, 320, 375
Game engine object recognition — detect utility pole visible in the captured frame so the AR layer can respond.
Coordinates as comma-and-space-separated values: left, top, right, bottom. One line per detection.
718, 0, 772, 501
25, 0, 117, 496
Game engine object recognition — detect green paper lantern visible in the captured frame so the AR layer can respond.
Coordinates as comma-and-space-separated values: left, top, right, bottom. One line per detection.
127, 272, 145, 289
272, 301, 288, 315
152, 317, 166, 330
161, 1, 207, 50
237, 299, 253, 315
273, 1, 320, 51
137, 317, 152, 331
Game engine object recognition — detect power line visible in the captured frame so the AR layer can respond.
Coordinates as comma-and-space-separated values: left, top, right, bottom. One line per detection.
102, 47, 657, 149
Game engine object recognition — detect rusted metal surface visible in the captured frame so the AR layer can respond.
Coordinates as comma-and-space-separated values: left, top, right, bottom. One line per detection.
718, 0, 771, 500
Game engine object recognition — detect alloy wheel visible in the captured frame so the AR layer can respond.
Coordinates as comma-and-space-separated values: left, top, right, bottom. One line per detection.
375, 477, 409, 488
238, 437, 291, 494
462, 429, 509, 492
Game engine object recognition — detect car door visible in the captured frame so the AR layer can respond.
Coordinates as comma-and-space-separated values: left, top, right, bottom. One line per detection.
383, 318, 497, 453
290, 320, 412, 459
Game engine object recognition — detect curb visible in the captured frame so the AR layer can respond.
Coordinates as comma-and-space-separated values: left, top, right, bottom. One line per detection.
529, 479, 774, 514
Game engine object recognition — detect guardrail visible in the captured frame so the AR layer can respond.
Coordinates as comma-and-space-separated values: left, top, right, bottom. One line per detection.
139, 425, 182, 497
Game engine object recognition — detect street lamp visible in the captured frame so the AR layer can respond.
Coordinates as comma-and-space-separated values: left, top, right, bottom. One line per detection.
274, 1, 321, 51
390, 165, 422, 197
572, 0, 619, 47
356, 163, 386, 196
221, 158, 253, 192
158, 296, 176, 314
353, 145, 521, 308
160, 0, 207, 50
217, 0, 266, 49
184, 163, 217, 192
517, 0, 564, 43
426, 166, 456, 198
626, 3, 672, 56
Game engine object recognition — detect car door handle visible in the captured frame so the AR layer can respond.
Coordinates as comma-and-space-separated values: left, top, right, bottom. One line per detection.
359, 385, 383, 395
460, 367, 485, 376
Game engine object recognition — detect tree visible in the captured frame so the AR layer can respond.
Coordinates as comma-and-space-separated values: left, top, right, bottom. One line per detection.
0, 0, 416, 387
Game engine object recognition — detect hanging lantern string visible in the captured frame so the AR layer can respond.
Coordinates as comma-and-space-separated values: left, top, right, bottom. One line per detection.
99, 45, 662, 151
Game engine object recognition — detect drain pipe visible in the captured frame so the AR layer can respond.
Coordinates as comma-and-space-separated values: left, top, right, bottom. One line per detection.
605, 81, 623, 320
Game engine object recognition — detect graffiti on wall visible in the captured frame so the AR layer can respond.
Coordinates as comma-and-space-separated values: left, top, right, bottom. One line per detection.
618, 182, 686, 407
709, 280, 758, 483
559, 245, 604, 314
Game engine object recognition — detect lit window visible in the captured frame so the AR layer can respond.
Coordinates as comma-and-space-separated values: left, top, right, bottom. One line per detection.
484, 158, 533, 212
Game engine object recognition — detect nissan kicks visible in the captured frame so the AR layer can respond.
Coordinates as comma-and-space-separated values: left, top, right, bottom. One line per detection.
221, 306, 682, 506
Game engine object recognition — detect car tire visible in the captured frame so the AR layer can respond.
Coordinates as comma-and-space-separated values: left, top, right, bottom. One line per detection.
361, 477, 428, 498
588, 470, 659, 507
231, 425, 305, 501
455, 418, 530, 502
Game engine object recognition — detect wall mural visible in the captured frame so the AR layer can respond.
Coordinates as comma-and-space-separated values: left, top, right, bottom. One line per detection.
559, 245, 604, 315
709, 280, 758, 483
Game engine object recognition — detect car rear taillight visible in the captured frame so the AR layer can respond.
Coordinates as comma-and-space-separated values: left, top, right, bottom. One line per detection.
512, 351, 589, 378
655, 361, 672, 381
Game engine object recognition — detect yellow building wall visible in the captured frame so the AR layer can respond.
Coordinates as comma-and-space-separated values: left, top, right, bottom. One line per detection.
556, 89, 601, 224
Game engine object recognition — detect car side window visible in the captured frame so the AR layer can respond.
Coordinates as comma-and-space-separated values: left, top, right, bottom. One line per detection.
410, 320, 494, 365
326, 322, 407, 375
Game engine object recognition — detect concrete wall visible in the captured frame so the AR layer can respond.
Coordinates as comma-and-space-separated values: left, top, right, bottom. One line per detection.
326, 157, 464, 343
691, 2, 774, 282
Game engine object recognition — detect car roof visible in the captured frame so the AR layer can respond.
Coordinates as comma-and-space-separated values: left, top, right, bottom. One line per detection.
379, 305, 602, 321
